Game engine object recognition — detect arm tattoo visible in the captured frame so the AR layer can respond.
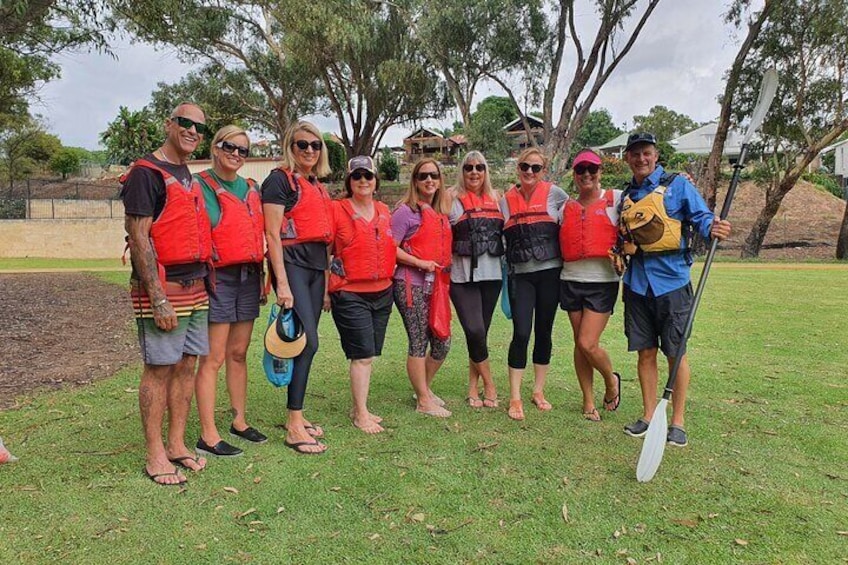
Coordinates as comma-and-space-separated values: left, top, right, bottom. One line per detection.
125, 215, 167, 303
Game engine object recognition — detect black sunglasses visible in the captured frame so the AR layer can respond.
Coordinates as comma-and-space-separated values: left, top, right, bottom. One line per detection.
574, 164, 600, 175
217, 140, 249, 158
292, 139, 323, 152
518, 162, 543, 173
350, 170, 374, 181
170, 116, 209, 136
415, 171, 441, 181
463, 163, 486, 173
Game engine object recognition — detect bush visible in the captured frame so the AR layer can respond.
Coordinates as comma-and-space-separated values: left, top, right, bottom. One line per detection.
323, 137, 346, 182
0, 198, 26, 219
379, 148, 400, 181
803, 172, 844, 199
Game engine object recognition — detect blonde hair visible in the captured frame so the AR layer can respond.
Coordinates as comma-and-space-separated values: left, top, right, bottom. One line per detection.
211, 125, 250, 165
516, 147, 548, 168
454, 150, 497, 201
279, 121, 331, 178
399, 158, 449, 215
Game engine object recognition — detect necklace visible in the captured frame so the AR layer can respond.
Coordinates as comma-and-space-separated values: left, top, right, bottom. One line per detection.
156, 148, 176, 164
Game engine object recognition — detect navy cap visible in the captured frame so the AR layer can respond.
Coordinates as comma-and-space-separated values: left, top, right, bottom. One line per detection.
625, 132, 657, 152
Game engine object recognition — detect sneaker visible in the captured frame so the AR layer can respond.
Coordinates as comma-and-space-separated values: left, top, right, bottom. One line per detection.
667, 425, 688, 447
230, 425, 268, 444
196, 438, 243, 457
624, 418, 650, 438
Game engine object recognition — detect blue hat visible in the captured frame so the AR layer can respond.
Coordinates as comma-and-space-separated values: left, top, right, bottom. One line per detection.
625, 132, 657, 152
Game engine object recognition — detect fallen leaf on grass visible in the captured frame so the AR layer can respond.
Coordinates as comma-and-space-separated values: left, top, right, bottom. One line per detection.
368, 533, 380, 541
561, 503, 569, 523
276, 507, 285, 514
329, 486, 341, 492
124, 388, 137, 393
735, 538, 748, 546
236, 508, 256, 519
195, 544, 207, 550
626, 558, 637, 565
836, 531, 848, 536
253, 477, 261, 484
616, 549, 629, 556
410, 513, 425, 523
223, 487, 239, 494
708, 513, 719, 519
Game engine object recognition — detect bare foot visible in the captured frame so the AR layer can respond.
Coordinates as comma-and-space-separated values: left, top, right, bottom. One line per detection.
508, 399, 525, 421
353, 417, 385, 434
531, 392, 553, 411
413, 392, 446, 407
145, 457, 186, 485
467, 396, 483, 408
349, 410, 383, 424
482, 397, 499, 408
416, 403, 451, 418
583, 407, 601, 422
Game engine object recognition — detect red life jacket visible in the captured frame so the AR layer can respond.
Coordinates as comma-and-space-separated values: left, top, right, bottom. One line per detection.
452, 191, 504, 258
276, 168, 333, 246
502, 181, 560, 264
130, 158, 213, 267
328, 199, 396, 293
197, 171, 265, 267
559, 190, 617, 262
403, 203, 452, 267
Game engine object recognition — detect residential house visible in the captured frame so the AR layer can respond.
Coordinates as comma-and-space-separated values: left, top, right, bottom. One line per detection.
503, 115, 545, 153
596, 132, 629, 158
669, 122, 744, 160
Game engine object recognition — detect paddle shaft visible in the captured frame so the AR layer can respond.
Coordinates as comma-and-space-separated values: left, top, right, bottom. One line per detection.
661, 143, 750, 400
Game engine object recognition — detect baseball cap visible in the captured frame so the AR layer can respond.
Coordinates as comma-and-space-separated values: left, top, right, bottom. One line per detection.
571, 149, 602, 169
347, 155, 375, 174
625, 132, 657, 152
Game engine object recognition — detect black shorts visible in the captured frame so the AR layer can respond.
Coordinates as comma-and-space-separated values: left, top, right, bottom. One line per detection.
208, 264, 262, 323
330, 288, 393, 360
559, 280, 619, 314
623, 284, 692, 357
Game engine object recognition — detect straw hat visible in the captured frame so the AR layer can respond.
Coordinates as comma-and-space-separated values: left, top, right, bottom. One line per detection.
264, 307, 306, 359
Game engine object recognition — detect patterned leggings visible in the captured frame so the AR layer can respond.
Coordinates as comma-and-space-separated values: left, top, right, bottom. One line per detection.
393, 280, 451, 360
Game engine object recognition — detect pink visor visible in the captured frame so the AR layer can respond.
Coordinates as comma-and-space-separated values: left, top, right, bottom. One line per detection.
571, 150, 602, 169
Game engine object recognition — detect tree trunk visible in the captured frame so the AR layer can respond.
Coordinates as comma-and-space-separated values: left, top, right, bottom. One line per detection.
837, 196, 848, 260
699, 3, 774, 210
741, 179, 784, 258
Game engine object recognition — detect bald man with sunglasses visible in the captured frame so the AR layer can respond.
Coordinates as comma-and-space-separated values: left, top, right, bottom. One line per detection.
121, 102, 212, 485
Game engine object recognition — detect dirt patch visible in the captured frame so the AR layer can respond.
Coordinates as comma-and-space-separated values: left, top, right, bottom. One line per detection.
714, 180, 845, 260
0, 273, 138, 410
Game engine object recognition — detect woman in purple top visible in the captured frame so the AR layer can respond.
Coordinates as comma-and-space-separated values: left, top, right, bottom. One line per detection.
392, 158, 452, 418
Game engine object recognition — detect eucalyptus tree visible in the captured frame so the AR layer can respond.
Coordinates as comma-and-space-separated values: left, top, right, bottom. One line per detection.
414, 0, 547, 128
730, 0, 848, 258
110, 0, 322, 143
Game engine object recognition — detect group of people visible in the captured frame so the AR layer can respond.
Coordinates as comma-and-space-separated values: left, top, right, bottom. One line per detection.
122, 102, 730, 486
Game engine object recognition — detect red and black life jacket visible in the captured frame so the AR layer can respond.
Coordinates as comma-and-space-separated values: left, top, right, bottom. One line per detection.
502, 181, 560, 265
403, 203, 452, 267
128, 158, 213, 268
276, 168, 333, 246
452, 191, 504, 258
197, 170, 265, 267
328, 199, 396, 293
559, 189, 617, 262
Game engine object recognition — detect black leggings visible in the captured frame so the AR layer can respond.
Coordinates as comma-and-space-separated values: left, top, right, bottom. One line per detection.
507, 267, 560, 368
450, 280, 501, 363
282, 263, 325, 411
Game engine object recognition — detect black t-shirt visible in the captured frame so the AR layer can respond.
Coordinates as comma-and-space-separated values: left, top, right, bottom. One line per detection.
261, 169, 328, 271
121, 153, 207, 282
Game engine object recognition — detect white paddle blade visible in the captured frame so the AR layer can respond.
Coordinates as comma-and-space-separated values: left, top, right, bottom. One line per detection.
636, 399, 669, 482
742, 68, 779, 145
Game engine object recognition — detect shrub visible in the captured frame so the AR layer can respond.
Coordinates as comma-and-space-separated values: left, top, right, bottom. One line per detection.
323, 137, 346, 182
379, 148, 400, 181
803, 172, 844, 199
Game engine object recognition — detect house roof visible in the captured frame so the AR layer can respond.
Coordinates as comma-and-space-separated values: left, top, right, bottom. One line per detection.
448, 134, 467, 145
596, 132, 629, 150
404, 127, 443, 140
669, 122, 744, 156
503, 115, 544, 132
820, 136, 848, 155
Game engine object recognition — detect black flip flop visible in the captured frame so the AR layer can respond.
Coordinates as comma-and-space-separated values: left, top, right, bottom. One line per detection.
144, 467, 186, 486
168, 455, 206, 471
604, 372, 622, 412
283, 440, 326, 455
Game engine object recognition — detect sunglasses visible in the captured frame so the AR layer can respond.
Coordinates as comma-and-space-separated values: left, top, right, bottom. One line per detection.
350, 170, 375, 181
292, 139, 323, 152
216, 140, 249, 158
463, 163, 486, 173
415, 171, 441, 181
170, 116, 209, 136
518, 162, 543, 174
574, 164, 600, 175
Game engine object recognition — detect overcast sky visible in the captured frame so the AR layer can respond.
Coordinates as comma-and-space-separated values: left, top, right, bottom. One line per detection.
37, 1, 754, 151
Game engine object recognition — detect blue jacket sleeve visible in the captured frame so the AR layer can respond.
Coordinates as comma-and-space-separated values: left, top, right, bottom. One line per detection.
669, 177, 715, 240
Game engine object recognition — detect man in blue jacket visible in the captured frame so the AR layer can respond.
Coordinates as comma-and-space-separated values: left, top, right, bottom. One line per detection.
619, 132, 731, 447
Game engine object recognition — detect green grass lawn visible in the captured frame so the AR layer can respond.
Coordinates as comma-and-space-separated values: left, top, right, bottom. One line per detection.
1, 264, 846, 564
